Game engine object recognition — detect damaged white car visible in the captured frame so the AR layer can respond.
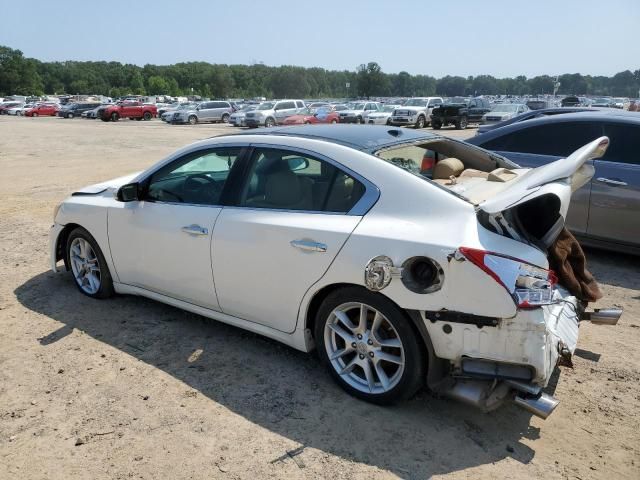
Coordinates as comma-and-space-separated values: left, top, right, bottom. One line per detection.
50, 125, 621, 418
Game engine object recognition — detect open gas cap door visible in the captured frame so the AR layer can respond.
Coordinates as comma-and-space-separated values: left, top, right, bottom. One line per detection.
479, 137, 608, 248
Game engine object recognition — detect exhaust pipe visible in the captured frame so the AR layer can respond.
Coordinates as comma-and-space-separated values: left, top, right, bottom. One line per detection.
513, 393, 559, 420
581, 308, 622, 325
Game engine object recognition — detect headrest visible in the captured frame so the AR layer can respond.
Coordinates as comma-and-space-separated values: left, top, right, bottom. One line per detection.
264, 170, 302, 206
433, 157, 465, 180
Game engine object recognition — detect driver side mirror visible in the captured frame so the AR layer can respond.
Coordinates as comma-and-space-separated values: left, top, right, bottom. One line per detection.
117, 182, 141, 202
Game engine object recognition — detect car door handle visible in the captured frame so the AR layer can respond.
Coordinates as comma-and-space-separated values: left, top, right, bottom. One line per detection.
596, 177, 628, 186
181, 224, 208, 235
290, 239, 327, 253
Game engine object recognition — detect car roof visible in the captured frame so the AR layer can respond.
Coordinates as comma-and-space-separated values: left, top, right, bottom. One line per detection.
471, 110, 640, 142
230, 124, 438, 152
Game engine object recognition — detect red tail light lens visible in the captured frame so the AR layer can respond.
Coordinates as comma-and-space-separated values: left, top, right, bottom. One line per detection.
458, 247, 557, 308
421, 151, 435, 175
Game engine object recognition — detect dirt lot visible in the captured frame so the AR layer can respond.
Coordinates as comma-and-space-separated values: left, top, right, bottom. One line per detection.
0, 116, 638, 480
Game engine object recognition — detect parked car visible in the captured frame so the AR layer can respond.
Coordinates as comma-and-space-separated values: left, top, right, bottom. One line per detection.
389, 97, 444, 128
476, 107, 599, 134
281, 107, 340, 125
367, 105, 401, 125
480, 104, 529, 125
0, 102, 23, 114
50, 124, 620, 418
58, 102, 101, 119
613, 98, 630, 110
430, 97, 491, 129
244, 100, 306, 127
97, 101, 157, 122
338, 102, 382, 124
167, 101, 233, 125
591, 98, 616, 108
561, 96, 582, 107
157, 103, 182, 118
468, 111, 640, 254
24, 103, 59, 117
229, 104, 257, 127
160, 103, 198, 122
6, 103, 27, 115
526, 99, 551, 110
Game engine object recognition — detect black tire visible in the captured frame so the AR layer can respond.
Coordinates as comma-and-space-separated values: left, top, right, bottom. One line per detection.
188, 115, 197, 125
65, 227, 114, 299
386, 118, 392, 125
265, 117, 276, 127
100, 117, 109, 122
431, 120, 442, 130
143, 111, 152, 121
67, 113, 74, 119
314, 286, 425, 405
33, 113, 39, 117
415, 115, 426, 129
110, 112, 119, 122
221, 113, 230, 123
356, 116, 363, 124
455, 116, 468, 130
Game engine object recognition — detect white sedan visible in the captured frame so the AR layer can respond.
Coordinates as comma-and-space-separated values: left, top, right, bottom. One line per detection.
50, 125, 619, 417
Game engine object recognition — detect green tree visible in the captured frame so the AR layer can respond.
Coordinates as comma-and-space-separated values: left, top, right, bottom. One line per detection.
147, 75, 169, 94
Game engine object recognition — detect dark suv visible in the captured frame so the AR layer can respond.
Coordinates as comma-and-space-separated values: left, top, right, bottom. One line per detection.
57, 102, 101, 119
430, 97, 491, 130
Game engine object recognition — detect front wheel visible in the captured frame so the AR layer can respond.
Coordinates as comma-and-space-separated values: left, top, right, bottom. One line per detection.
331, 119, 338, 124
110, 112, 119, 122
431, 120, 442, 130
143, 111, 152, 121
66, 227, 114, 299
315, 287, 425, 405
67, 113, 74, 119
415, 116, 426, 129
33, 113, 39, 117
265, 117, 276, 127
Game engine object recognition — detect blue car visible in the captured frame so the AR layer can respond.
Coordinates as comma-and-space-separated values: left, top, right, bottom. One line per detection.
468, 110, 640, 255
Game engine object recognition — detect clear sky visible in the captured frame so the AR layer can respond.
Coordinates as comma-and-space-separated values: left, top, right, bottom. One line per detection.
2, 0, 638, 77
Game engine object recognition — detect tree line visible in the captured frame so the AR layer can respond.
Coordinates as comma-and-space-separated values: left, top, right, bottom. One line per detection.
1, 46, 639, 99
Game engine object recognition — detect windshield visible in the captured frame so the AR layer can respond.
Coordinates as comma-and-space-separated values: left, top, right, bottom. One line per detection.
240, 105, 255, 112
257, 102, 275, 110
593, 98, 610, 103
404, 99, 428, 107
350, 103, 365, 110
176, 103, 196, 110
333, 105, 348, 111
382, 105, 396, 112
490, 104, 519, 112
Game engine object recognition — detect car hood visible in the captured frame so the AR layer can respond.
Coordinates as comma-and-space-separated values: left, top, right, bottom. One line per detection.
397, 106, 426, 112
340, 110, 364, 115
368, 112, 390, 117
72, 172, 143, 196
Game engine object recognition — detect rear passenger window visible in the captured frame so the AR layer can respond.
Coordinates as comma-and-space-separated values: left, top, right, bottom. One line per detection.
239, 148, 365, 213
602, 123, 640, 164
296, 101, 304, 108
480, 122, 604, 157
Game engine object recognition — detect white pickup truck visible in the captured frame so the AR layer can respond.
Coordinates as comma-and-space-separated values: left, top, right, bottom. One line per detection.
390, 97, 443, 129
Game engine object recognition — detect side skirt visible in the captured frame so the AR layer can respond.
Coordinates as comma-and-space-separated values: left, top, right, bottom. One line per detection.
113, 282, 309, 352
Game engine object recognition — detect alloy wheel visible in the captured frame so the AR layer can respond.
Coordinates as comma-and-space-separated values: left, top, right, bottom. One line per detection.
69, 237, 101, 295
324, 302, 405, 394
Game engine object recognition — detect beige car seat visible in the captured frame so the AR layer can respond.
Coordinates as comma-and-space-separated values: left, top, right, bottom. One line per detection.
432, 157, 465, 184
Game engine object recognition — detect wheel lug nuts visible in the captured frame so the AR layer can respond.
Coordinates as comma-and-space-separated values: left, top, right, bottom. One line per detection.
359, 354, 365, 360
369, 352, 374, 357
357, 334, 362, 339
367, 339, 373, 345
351, 342, 357, 348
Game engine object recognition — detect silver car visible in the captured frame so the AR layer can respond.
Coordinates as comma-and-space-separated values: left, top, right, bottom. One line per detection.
169, 101, 233, 125
481, 104, 529, 124
230, 105, 257, 127
244, 100, 306, 127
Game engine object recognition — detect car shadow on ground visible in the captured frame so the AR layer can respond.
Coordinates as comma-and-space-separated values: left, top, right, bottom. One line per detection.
16, 270, 546, 478
584, 247, 640, 292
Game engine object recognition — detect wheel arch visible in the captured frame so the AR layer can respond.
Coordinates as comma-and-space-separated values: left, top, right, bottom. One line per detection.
55, 222, 83, 270
303, 282, 445, 387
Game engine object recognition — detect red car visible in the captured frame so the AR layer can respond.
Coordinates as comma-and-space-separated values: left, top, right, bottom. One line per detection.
24, 103, 59, 117
98, 101, 157, 122
282, 107, 339, 125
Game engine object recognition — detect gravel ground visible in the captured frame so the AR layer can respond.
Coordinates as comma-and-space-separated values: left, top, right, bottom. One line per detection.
0, 116, 638, 480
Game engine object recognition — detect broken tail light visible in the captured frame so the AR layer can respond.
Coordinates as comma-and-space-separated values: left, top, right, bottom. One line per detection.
458, 247, 557, 308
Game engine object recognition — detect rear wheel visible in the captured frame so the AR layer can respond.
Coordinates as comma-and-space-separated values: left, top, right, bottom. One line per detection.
331, 119, 338, 124
67, 112, 74, 119
33, 113, 39, 117
455, 116, 468, 130
66, 227, 114, 299
221, 113, 230, 123
315, 287, 425, 405
110, 112, 119, 122
143, 111, 152, 121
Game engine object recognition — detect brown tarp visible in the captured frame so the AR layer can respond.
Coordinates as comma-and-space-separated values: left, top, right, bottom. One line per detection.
548, 228, 602, 303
